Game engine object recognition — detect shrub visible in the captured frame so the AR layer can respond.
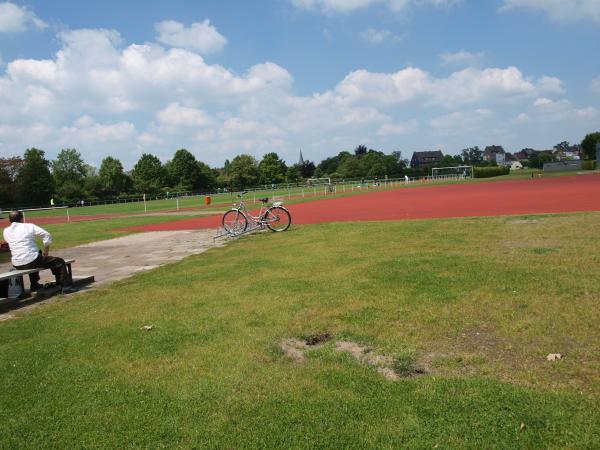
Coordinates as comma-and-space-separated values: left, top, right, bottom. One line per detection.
473, 166, 510, 178
581, 160, 597, 170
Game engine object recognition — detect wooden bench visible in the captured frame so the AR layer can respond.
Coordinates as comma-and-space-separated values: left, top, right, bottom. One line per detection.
0, 259, 94, 304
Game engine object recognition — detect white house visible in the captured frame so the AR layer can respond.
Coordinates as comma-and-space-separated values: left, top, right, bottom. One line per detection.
510, 161, 523, 170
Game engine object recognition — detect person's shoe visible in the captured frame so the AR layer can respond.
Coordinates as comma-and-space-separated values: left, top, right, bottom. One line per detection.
30, 283, 44, 292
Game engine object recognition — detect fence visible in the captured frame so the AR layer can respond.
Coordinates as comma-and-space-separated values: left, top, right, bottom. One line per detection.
9, 173, 471, 213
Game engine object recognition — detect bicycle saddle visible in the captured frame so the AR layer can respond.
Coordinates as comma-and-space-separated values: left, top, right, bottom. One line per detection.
259, 197, 269, 203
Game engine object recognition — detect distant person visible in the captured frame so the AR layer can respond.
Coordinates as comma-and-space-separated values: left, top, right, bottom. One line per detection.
3, 210, 73, 293
405, 175, 409, 183
50, 198, 55, 207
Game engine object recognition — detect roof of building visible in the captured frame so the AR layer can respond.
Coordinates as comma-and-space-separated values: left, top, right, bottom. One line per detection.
411, 150, 443, 161
483, 145, 505, 154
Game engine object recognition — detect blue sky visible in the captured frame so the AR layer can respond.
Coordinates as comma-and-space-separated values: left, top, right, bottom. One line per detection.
0, 0, 599, 168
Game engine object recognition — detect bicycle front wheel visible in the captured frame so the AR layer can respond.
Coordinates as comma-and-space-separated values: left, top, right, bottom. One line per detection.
222, 209, 248, 234
264, 206, 291, 232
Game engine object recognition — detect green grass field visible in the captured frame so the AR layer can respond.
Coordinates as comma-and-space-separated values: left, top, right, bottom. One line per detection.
1, 212, 599, 448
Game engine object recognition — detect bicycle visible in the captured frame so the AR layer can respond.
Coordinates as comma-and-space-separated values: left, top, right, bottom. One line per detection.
222, 191, 292, 234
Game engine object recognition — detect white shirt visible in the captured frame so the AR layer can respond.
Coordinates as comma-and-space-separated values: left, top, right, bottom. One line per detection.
3, 222, 52, 266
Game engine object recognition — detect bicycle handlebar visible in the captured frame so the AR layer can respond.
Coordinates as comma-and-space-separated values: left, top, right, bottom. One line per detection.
237, 190, 248, 198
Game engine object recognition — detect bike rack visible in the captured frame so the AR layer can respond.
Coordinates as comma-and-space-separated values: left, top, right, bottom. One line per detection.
213, 223, 266, 242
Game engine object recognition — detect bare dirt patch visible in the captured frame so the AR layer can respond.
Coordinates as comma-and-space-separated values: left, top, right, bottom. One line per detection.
304, 331, 332, 346
279, 332, 333, 363
279, 339, 309, 363
279, 335, 427, 380
335, 341, 426, 380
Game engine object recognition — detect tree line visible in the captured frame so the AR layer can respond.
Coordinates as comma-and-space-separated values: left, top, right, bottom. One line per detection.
0, 146, 413, 207
1, 131, 598, 207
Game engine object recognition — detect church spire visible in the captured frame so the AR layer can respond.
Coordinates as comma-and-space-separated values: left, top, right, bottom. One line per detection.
299, 149, 304, 165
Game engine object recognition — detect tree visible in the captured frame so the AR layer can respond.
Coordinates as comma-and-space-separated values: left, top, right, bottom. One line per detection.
196, 161, 216, 191
84, 175, 104, 199
229, 154, 259, 190
298, 160, 316, 178
258, 152, 287, 185
223, 159, 231, 175
286, 165, 302, 183
0, 157, 24, 206
553, 141, 570, 152
15, 148, 54, 205
132, 154, 166, 194
461, 146, 484, 165
52, 149, 87, 184
581, 132, 600, 159
165, 149, 203, 191
318, 155, 341, 175
52, 148, 87, 201
528, 152, 554, 169
437, 155, 459, 167
354, 144, 368, 156
367, 162, 386, 177
99, 157, 129, 196
392, 151, 409, 170
338, 157, 364, 178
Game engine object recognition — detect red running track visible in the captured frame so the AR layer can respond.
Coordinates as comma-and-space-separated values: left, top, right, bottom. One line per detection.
122, 174, 600, 232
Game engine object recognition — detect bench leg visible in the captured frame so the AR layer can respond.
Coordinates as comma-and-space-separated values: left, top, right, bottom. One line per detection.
18, 275, 27, 299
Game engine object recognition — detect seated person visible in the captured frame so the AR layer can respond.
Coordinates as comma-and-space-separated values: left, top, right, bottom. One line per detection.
3, 210, 73, 292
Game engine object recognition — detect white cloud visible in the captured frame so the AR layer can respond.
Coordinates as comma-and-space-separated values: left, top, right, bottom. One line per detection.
377, 120, 418, 135
290, 0, 461, 14
440, 50, 485, 67
429, 108, 492, 132
156, 103, 213, 128
0, 24, 593, 168
513, 112, 531, 124
0, 2, 46, 33
59, 118, 136, 144
155, 20, 227, 54
360, 28, 401, 44
291, 0, 379, 13
500, 0, 600, 23
534, 97, 553, 107
335, 66, 562, 108
591, 76, 600, 94
532, 97, 599, 121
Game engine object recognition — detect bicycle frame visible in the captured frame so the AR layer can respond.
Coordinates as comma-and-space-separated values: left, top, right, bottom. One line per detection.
230, 198, 268, 227
224, 192, 289, 233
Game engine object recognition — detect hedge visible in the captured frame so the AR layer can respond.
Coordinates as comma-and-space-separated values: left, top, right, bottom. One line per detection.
473, 166, 510, 178
581, 160, 597, 170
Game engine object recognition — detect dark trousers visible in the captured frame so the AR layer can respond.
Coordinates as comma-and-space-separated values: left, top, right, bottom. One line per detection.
14, 252, 72, 286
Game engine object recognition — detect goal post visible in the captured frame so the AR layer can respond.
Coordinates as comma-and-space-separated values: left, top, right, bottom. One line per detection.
431, 165, 473, 180
17, 206, 71, 223
307, 177, 331, 186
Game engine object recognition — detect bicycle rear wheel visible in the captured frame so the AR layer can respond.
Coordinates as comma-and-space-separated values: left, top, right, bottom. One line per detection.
222, 209, 248, 234
264, 206, 291, 232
